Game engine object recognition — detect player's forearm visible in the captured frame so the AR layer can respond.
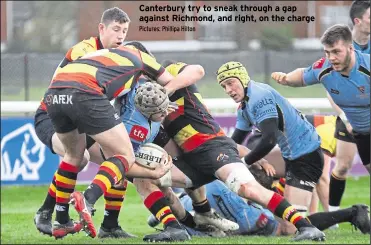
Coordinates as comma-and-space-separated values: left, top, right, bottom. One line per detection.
284, 68, 306, 87
164, 65, 205, 94
126, 162, 159, 179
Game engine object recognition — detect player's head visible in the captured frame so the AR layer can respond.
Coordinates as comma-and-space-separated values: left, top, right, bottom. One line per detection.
248, 165, 273, 190
216, 61, 250, 103
125, 41, 154, 57
350, 1, 370, 35
320, 24, 354, 72
134, 82, 170, 122
99, 7, 130, 48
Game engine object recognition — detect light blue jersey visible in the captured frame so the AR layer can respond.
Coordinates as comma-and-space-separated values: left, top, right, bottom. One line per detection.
353, 40, 370, 54
302, 50, 370, 133
120, 82, 161, 152
180, 180, 278, 236
236, 81, 320, 160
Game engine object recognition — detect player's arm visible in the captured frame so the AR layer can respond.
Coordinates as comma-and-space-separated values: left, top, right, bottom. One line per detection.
272, 57, 325, 87
140, 53, 204, 94
161, 64, 205, 94
327, 92, 351, 129
271, 68, 306, 87
231, 128, 250, 144
242, 118, 279, 165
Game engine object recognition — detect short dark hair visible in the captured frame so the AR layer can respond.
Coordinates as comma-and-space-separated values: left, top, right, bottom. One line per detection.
320, 24, 353, 46
101, 7, 130, 25
162, 60, 177, 68
125, 41, 153, 56
350, 1, 370, 25
249, 166, 273, 190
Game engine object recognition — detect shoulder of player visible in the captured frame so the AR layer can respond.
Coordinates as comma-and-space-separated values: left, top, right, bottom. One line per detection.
311, 57, 332, 71
72, 37, 97, 51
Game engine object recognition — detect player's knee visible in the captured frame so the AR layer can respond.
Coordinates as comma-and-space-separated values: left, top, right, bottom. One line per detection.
333, 163, 350, 177
225, 165, 255, 194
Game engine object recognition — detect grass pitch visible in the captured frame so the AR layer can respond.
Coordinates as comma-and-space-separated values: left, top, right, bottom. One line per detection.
1, 176, 370, 244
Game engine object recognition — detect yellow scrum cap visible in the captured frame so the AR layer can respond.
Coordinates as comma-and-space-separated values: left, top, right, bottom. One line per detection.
216, 61, 250, 87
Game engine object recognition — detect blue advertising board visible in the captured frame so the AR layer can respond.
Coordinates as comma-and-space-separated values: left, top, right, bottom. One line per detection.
1, 116, 368, 186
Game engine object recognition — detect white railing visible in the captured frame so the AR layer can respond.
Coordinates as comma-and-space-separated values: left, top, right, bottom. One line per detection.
1, 98, 332, 115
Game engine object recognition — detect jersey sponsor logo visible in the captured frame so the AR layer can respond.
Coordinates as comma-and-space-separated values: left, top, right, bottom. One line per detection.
1, 123, 45, 181
330, 88, 340, 95
312, 57, 325, 69
253, 98, 274, 111
129, 125, 148, 142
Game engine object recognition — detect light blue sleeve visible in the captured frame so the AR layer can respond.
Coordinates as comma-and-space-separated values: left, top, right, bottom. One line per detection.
252, 92, 278, 124
302, 57, 327, 85
235, 108, 252, 131
302, 65, 320, 85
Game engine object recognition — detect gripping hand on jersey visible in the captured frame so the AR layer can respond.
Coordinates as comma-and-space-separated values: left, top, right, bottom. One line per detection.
271, 72, 288, 85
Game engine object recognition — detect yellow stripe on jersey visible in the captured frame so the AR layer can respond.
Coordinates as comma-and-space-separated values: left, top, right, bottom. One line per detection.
166, 62, 187, 77
174, 97, 184, 106
174, 124, 198, 146
141, 52, 162, 71
194, 93, 204, 103
70, 37, 98, 60
59, 63, 98, 77
103, 52, 135, 66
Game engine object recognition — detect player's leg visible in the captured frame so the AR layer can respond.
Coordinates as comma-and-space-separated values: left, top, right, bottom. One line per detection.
329, 118, 357, 214
212, 139, 324, 241
132, 176, 190, 242
68, 93, 137, 238
309, 153, 331, 214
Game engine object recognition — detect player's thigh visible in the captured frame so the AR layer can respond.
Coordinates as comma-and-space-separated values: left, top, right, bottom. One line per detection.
284, 148, 324, 208
353, 132, 370, 165
87, 142, 105, 165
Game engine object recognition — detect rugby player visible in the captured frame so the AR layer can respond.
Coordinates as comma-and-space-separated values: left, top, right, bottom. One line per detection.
328, 0, 370, 220
217, 61, 326, 239
43, 36, 200, 238
33, 7, 135, 239
271, 24, 370, 174
133, 60, 325, 241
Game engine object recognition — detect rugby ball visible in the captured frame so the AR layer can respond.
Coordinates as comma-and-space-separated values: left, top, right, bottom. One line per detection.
135, 143, 168, 170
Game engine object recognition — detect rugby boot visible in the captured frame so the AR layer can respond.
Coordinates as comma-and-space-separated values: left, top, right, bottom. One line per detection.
34, 209, 53, 236
194, 208, 239, 232
350, 204, 370, 234
143, 226, 191, 242
52, 219, 83, 239
98, 225, 137, 238
291, 226, 326, 242
69, 191, 97, 238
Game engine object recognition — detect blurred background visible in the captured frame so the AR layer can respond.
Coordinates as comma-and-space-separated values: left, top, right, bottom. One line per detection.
1, 0, 353, 103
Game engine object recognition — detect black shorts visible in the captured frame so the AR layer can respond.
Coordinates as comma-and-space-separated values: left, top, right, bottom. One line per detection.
284, 147, 324, 192
334, 117, 356, 143
175, 136, 241, 188
44, 88, 121, 135
34, 107, 98, 154
353, 132, 370, 165
34, 107, 56, 154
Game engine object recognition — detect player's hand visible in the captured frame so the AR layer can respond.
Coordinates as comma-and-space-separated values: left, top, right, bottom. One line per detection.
271, 72, 288, 85
152, 154, 173, 179
254, 158, 276, 176
167, 102, 179, 114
